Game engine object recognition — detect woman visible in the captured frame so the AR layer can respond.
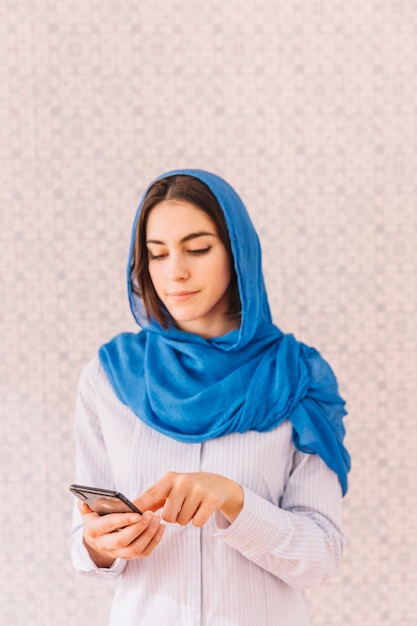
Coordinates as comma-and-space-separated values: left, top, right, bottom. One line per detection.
71, 169, 350, 625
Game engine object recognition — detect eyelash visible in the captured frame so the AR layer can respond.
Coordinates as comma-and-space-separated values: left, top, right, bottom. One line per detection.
189, 246, 211, 255
148, 253, 166, 260
148, 246, 212, 261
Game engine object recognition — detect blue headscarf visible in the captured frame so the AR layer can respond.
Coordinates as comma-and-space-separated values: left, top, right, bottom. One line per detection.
99, 169, 350, 495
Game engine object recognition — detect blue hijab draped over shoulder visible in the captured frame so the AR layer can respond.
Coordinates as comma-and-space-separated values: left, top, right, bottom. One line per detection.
99, 169, 350, 495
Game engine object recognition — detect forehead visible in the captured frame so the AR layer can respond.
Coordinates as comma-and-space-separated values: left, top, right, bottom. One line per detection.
146, 199, 217, 238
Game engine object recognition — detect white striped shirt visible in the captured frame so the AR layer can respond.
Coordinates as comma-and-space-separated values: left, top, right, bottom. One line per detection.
71, 355, 345, 626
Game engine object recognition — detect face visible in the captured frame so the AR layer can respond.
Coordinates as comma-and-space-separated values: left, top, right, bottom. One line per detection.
146, 199, 239, 338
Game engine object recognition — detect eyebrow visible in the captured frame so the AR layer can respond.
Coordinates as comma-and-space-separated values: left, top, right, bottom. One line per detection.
146, 231, 216, 245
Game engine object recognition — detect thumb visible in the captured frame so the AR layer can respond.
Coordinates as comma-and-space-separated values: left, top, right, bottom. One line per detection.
78, 501, 95, 515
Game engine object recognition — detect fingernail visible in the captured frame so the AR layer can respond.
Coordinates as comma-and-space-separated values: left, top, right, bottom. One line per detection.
151, 515, 160, 527
129, 514, 141, 523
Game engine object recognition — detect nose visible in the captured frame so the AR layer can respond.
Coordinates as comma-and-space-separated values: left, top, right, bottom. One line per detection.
167, 252, 189, 281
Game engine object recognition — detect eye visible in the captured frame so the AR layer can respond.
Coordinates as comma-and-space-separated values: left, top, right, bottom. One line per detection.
188, 246, 212, 256
148, 251, 167, 261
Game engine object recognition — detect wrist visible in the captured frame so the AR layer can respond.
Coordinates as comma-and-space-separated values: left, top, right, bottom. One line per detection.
83, 537, 115, 569
220, 480, 244, 523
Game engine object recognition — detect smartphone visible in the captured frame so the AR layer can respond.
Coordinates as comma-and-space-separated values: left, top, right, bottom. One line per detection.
70, 484, 142, 515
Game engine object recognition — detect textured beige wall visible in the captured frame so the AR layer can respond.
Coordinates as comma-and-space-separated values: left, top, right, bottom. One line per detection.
1, 1, 416, 624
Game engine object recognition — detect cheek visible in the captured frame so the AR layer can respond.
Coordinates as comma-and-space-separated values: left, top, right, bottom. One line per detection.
214, 254, 232, 292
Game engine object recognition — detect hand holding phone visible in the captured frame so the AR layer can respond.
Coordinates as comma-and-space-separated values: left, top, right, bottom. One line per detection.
70, 483, 165, 567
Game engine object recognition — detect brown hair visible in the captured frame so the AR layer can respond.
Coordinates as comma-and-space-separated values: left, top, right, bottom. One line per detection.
131, 174, 241, 328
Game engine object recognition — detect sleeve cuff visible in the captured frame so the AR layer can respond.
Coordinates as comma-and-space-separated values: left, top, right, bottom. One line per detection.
213, 487, 287, 556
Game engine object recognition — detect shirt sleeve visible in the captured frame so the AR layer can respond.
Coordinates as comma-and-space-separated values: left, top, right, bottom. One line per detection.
70, 356, 127, 580
213, 450, 346, 589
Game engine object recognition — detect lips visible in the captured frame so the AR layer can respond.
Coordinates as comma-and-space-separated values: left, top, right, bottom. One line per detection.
167, 290, 199, 301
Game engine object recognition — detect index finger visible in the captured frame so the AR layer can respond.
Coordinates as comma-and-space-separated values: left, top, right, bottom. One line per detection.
134, 473, 177, 513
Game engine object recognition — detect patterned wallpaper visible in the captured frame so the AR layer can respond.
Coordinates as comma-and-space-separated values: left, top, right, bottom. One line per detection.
1, 1, 416, 624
